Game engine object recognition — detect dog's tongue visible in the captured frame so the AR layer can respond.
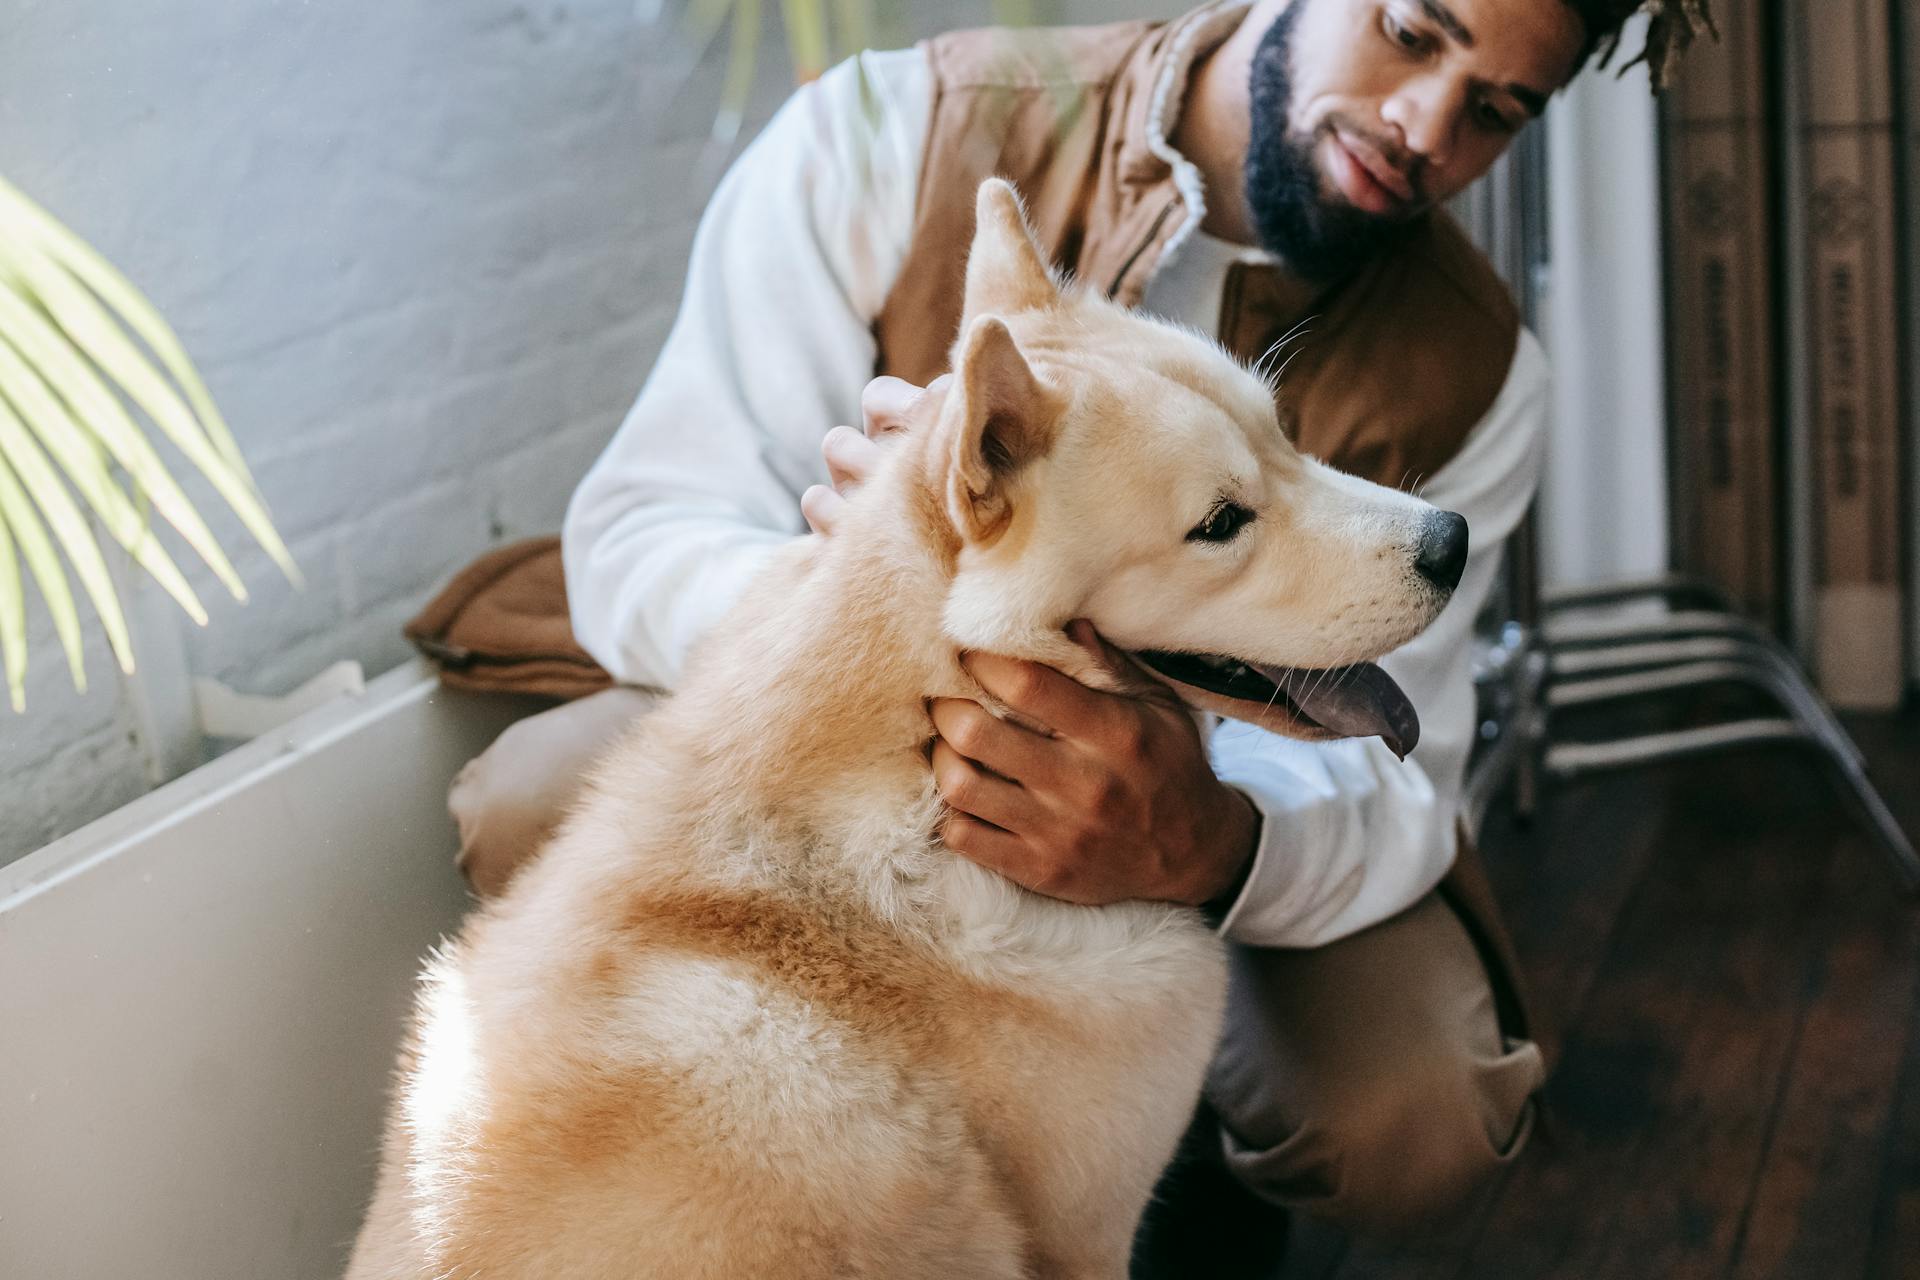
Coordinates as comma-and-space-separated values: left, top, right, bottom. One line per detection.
1258, 662, 1421, 759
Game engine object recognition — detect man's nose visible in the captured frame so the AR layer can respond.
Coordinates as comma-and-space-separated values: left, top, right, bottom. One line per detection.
1381, 77, 1462, 170
1414, 510, 1470, 592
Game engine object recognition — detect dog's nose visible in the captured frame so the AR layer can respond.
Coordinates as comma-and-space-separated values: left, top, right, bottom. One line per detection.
1414, 511, 1469, 593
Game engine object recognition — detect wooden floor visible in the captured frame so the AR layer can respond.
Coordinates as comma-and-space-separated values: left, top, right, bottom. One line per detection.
1284, 701, 1920, 1280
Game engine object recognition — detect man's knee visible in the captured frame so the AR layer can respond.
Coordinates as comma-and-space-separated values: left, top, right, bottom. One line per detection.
448, 685, 660, 896
1219, 1025, 1542, 1239
1253, 1031, 1537, 1235
1206, 892, 1545, 1240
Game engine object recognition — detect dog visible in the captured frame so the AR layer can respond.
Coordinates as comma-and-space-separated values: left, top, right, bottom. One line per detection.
346, 178, 1466, 1280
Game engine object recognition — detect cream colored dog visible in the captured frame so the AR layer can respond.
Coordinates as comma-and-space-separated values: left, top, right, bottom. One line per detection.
347, 179, 1466, 1280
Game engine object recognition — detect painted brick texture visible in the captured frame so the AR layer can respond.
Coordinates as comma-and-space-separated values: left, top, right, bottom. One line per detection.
0, 0, 1166, 862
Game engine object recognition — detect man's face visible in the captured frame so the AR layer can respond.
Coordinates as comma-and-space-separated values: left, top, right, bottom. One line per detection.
1244, 0, 1584, 280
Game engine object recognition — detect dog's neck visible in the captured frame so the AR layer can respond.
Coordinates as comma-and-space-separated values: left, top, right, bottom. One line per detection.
625, 433, 1186, 942
661, 438, 1048, 827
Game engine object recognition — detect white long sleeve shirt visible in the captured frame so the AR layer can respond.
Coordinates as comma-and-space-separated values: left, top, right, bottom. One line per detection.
565, 47, 1549, 949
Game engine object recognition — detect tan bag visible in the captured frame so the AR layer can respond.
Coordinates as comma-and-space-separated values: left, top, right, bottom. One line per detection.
404, 536, 612, 700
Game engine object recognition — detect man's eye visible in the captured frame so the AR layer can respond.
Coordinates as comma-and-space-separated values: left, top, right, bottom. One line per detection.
1476, 100, 1517, 133
1383, 12, 1428, 52
1187, 502, 1255, 544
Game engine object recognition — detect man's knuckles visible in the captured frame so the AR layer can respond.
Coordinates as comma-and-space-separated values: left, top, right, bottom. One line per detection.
933, 752, 982, 810
1101, 712, 1151, 765
799, 484, 844, 534
940, 809, 980, 849
985, 660, 1055, 715
821, 425, 881, 487
931, 699, 993, 758
1082, 771, 1132, 817
859, 375, 920, 435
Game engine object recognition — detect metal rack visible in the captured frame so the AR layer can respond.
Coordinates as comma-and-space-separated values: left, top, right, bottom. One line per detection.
1465, 522, 1920, 890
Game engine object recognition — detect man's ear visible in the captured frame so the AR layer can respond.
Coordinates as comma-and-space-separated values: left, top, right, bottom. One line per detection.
944, 314, 1060, 544
961, 178, 1059, 324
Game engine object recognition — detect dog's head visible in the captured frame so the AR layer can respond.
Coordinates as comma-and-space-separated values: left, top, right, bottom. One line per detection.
916, 178, 1468, 757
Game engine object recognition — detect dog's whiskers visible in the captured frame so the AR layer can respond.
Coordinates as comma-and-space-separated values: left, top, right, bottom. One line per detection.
1306, 663, 1331, 709
1258, 668, 1286, 719
1252, 317, 1317, 388
1267, 338, 1314, 396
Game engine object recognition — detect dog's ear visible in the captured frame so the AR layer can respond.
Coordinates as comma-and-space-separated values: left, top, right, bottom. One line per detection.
944, 314, 1060, 544
962, 179, 1058, 323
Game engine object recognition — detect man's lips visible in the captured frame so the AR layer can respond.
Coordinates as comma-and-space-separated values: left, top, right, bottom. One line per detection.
1328, 133, 1414, 213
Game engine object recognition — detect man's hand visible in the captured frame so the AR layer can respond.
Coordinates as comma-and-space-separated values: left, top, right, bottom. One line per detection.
801, 375, 946, 535
802, 380, 1256, 910
931, 621, 1260, 908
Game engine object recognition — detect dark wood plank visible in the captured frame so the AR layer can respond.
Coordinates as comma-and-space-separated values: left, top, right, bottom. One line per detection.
1728, 714, 1920, 1277
1867, 983, 1920, 1280
1848, 714, 1920, 1280
1461, 742, 1859, 1277
1293, 707, 1920, 1280
1727, 856, 1920, 1276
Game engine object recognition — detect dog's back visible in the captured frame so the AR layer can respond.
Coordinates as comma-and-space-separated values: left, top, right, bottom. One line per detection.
348, 685, 1223, 1280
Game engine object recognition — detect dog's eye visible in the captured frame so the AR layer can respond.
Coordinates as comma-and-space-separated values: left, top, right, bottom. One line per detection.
1187, 501, 1254, 544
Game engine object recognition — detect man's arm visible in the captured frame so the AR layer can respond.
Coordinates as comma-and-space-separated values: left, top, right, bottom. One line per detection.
563, 50, 930, 688
1209, 328, 1550, 947
907, 330, 1547, 943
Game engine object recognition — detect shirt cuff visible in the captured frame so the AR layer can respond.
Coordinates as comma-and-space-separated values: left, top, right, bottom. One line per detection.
1207, 775, 1349, 945
1204, 741, 1456, 948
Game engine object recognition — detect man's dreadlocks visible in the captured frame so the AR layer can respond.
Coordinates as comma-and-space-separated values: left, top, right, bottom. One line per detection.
1569, 0, 1718, 90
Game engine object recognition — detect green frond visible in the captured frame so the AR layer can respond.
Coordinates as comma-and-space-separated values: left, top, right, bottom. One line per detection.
0, 176, 257, 488
0, 337, 209, 627
781, 0, 830, 80
0, 402, 125, 682
0, 233, 299, 588
0, 504, 28, 712
0, 174, 298, 707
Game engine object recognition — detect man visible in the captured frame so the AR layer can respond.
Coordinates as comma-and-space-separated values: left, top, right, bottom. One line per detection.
448, 0, 1710, 1261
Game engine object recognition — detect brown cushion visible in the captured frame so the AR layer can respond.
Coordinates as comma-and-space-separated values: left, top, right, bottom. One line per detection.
404, 536, 612, 700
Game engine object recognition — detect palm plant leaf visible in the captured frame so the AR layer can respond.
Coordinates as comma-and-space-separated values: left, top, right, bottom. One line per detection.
0, 400, 126, 686
0, 176, 255, 484
0, 336, 208, 626
0, 230, 298, 587
780, 0, 831, 82
683, 0, 1047, 144
0, 498, 25, 711
721, 0, 765, 144
829, 0, 871, 56
0, 285, 259, 603
677, 0, 739, 58
0, 175, 296, 710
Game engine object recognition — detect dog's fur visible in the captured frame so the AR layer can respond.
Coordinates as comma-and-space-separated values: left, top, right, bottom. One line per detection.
347, 181, 1456, 1280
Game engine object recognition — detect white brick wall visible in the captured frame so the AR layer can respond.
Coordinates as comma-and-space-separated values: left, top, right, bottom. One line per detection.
0, 0, 1174, 863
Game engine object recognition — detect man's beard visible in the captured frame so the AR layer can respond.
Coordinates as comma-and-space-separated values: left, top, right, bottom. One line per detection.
1244, 0, 1416, 283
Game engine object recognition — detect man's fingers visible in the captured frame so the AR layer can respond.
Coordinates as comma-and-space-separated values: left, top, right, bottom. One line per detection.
859, 376, 922, 437
822, 425, 884, 493
1066, 618, 1185, 712
931, 738, 1041, 833
940, 811, 1043, 885
1065, 618, 1129, 673
928, 697, 1056, 785
961, 650, 1112, 741
860, 372, 952, 438
800, 484, 847, 536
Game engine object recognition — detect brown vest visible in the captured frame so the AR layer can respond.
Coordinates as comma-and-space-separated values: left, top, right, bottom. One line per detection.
872, 5, 1521, 492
